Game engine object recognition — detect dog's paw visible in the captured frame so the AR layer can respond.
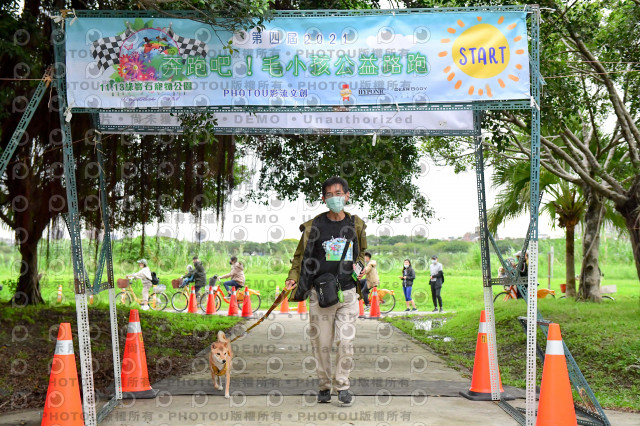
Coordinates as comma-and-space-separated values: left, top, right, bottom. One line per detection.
224, 393, 230, 399
214, 384, 222, 390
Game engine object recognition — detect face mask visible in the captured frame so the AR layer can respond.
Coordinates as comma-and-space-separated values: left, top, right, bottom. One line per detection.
404, 263, 409, 268
432, 260, 437, 264
326, 196, 346, 213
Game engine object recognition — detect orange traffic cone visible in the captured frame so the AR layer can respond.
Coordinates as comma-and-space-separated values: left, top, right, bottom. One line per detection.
460, 310, 513, 400
358, 298, 365, 317
227, 289, 239, 316
297, 300, 307, 314
536, 323, 577, 425
241, 287, 253, 317
368, 288, 381, 319
121, 309, 158, 399
42, 323, 84, 426
187, 285, 197, 314
205, 284, 217, 315
278, 285, 290, 314
56, 283, 63, 303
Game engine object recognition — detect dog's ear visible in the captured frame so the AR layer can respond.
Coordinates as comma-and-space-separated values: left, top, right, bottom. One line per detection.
217, 330, 227, 342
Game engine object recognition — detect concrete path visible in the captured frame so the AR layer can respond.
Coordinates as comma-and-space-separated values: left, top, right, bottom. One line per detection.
4, 311, 639, 425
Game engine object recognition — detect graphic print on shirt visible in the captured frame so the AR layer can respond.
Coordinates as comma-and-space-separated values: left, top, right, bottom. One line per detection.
322, 237, 353, 261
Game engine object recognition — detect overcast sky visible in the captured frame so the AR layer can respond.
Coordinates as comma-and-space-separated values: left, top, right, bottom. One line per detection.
129, 156, 561, 244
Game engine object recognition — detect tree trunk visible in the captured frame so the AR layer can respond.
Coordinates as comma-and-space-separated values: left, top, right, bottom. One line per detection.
565, 225, 577, 298
140, 224, 145, 259
12, 239, 44, 305
579, 189, 603, 302
616, 178, 640, 282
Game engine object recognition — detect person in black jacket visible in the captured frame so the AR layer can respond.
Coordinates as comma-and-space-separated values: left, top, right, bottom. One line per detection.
191, 256, 207, 297
399, 259, 416, 312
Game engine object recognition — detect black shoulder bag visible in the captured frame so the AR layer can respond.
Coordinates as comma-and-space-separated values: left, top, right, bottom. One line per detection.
313, 236, 353, 308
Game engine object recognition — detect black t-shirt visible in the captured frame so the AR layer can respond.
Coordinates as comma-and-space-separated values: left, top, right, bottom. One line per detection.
303, 213, 358, 288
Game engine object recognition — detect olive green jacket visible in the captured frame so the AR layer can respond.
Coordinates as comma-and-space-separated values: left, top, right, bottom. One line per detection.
287, 211, 367, 302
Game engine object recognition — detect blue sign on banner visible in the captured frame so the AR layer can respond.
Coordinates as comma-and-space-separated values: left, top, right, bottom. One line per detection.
64, 11, 530, 109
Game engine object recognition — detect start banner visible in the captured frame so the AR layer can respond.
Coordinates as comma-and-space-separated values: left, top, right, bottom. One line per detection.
64, 11, 530, 109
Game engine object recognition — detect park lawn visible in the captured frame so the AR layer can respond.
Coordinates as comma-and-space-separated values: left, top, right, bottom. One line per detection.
0, 304, 243, 414
4, 268, 638, 313
384, 297, 640, 412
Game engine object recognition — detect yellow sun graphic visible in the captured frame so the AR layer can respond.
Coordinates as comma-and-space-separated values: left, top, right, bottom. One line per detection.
438, 15, 525, 97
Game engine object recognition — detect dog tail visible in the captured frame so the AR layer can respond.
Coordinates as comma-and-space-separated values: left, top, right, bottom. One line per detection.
218, 330, 228, 343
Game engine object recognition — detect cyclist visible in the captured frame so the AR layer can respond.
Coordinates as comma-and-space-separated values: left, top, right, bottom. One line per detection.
357, 251, 378, 310
220, 256, 245, 296
192, 256, 207, 297
179, 265, 194, 288
127, 259, 152, 310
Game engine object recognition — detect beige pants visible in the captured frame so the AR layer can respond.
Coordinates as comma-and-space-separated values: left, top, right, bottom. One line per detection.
308, 287, 359, 391
141, 282, 151, 304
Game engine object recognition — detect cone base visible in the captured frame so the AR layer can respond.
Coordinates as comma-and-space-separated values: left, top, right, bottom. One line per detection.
459, 390, 515, 401
121, 388, 159, 400
460, 391, 516, 401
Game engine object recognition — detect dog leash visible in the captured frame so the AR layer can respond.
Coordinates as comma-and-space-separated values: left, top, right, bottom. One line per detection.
230, 288, 292, 343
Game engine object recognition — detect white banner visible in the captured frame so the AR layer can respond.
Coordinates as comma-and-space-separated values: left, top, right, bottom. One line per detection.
97, 110, 474, 134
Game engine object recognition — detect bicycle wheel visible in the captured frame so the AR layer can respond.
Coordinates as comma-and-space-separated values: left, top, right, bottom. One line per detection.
150, 293, 168, 311
171, 291, 189, 312
247, 294, 261, 313
603, 295, 615, 301
378, 293, 395, 314
116, 291, 133, 307
493, 291, 509, 303
199, 292, 215, 312
215, 294, 222, 312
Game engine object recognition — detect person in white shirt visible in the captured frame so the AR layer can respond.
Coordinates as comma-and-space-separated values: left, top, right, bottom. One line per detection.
127, 259, 152, 310
429, 255, 444, 312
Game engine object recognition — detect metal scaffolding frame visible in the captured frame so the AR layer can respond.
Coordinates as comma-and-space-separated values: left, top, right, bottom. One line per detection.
12, 5, 600, 425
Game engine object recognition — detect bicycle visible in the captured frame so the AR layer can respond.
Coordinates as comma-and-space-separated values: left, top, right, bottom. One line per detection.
199, 276, 261, 313
372, 287, 396, 314
116, 278, 168, 311
171, 279, 197, 312
493, 283, 555, 302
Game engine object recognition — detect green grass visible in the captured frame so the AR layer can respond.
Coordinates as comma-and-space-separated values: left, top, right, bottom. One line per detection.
385, 297, 640, 412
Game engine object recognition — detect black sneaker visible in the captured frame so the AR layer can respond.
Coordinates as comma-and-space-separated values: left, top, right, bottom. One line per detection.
411, 308, 418, 312
439, 308, 443, 313
338, 390, 353, 406
432, 308, 438, 312
317, 389, 331, 403
405, 308, 410, 312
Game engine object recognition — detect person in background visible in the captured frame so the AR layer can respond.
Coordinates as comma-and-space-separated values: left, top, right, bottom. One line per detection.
220, 256, 245, 296
399, 258, 416, 312
429, 255, 444, 312
191, 256, 207, 297
498, 266, 508, 279
515, 252, 529, 298
180, 264, 194, 288
127, 259, 152, 310
358, 252, 378, 310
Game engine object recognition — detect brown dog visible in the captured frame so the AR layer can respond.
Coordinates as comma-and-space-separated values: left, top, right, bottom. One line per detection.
209, 330, 233, 398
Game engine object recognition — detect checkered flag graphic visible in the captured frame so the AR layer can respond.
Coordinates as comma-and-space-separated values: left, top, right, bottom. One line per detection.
90, 30, 133, 71
167, 29, 208, 60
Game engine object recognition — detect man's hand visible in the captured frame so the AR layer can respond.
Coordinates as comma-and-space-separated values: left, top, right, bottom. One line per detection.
357, 273, 365, 280
285, 280, 297, 291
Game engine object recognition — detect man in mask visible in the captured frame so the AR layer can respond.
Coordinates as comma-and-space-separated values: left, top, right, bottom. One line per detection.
285, 176, 367, 406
